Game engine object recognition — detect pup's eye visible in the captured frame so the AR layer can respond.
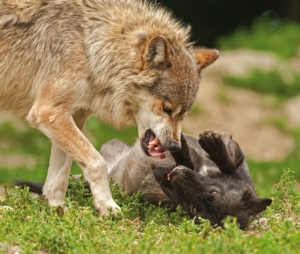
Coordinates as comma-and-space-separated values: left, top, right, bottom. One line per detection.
210, 191, 218, 195
163, 104, 172, 115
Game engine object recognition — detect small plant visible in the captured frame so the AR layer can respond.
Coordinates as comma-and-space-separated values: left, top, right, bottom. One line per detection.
272, 168, 300, 218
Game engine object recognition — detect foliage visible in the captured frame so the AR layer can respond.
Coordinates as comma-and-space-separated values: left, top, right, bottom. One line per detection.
222, 69, 300, 100
0, 171, 299, 253
216, 16, 300, 60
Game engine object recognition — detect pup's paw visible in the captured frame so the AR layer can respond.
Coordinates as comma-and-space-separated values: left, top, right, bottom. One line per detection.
198, 130, 226, 159
199, 130, 236, 174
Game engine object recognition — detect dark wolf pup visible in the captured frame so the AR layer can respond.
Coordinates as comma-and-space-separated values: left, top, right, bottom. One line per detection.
17, 130, 272, 229
0, 0, 219, 214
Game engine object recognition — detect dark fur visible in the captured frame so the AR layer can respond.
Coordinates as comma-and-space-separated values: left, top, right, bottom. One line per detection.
15, 130, 272, 229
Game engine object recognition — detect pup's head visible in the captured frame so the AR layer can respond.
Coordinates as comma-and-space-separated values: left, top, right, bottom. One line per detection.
134, 36, 219, 158
152, 134, 272, 230
154, 165, 272, 230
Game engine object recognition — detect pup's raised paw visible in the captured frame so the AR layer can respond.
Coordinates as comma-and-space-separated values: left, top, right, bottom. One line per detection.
198, 130, 227, 159
198, 130, 235, 174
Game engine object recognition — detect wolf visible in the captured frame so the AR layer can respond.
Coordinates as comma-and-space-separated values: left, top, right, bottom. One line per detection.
16, 130, 272, 229
0, 0, 219, 214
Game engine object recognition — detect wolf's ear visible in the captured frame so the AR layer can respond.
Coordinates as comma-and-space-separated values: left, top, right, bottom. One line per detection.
194, 48, 219, 72
143, 35, 171, 69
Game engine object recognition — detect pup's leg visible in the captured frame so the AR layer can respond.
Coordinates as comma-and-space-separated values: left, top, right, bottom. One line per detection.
27, 104, 120, 215
198, 130, 245, 174
171, 134, 194, 170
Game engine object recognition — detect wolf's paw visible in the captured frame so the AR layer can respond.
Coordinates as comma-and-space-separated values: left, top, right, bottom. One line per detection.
95, 199, 121, 215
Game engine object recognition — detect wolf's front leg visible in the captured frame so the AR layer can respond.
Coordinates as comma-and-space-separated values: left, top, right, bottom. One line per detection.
27, 107, 120, 215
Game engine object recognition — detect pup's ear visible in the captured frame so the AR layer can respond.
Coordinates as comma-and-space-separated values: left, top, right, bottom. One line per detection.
242, 190, 273, 214
143, 35, 171, 69
194, 48, 219, 72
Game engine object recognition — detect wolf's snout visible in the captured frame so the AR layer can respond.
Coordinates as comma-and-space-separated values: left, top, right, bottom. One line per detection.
169, 141, 182, 152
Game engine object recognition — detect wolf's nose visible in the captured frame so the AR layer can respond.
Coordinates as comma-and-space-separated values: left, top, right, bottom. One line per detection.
169, 141, 182, 153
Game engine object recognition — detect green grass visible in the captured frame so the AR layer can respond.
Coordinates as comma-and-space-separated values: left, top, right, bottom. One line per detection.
216, 17, 300, 60
0, 169, 299, 253
222, 69, 300, 101
190, 102, 203, 115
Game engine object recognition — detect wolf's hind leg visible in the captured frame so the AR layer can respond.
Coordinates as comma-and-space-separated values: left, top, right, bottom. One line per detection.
198, 130, 244, 174
42, 144, 73, 206
42, 110, 90, 207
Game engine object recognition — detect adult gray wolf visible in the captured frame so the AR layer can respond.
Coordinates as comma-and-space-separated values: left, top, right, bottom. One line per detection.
16, 130, 272, 229
0, 0, 219, 214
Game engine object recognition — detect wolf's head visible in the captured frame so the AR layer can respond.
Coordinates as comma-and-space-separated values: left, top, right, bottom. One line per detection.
134, 36, 219, 158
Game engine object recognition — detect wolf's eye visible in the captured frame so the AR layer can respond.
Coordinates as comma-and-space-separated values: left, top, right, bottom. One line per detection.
210, 191, 217, 195
163, 104, 172, 115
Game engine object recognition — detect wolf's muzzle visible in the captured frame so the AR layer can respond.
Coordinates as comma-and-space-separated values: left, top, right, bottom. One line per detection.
169, 141, 182, 152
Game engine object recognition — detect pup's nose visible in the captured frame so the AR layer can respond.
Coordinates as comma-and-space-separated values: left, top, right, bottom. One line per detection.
169, 141, 182, 153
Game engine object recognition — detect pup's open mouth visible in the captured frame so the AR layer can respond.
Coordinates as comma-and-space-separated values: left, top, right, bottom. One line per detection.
167, 166, 180, 181
141, 129, 166, 159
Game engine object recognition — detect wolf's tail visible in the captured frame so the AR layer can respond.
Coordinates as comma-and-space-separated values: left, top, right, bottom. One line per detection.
14, 179, 44, 195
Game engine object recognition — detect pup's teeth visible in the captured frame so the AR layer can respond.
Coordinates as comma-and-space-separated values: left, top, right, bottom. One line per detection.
154, 147, 158, 151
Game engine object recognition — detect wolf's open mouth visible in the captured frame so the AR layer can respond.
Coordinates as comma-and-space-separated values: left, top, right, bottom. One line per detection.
141, 129, 166, 159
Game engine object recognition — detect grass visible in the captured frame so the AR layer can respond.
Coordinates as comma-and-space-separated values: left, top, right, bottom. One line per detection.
216, 16, 300, 60
0, 169, 299, 253
0, 117, 300, 253
222, 69, 300, 102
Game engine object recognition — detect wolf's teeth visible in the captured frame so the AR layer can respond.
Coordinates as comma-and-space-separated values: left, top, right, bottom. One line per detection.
149, 140, 157, 145
154, 147, 158, 151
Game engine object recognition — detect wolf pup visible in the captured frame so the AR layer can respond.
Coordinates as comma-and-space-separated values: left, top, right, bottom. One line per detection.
0, 0, 219, 214
103, 130, 272, 229
16, 130, 272, 229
